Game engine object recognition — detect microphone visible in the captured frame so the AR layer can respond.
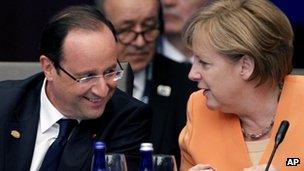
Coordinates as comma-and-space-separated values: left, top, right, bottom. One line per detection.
265, 120, 290, 171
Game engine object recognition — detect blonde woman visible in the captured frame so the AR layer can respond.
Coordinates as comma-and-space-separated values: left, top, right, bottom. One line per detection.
179, 0, 303, 170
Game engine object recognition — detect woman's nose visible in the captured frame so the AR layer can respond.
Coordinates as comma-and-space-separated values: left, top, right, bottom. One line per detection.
188, 64, 202, 82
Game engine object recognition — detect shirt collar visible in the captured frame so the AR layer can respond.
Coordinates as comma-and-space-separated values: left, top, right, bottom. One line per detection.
133, 69, 146, 100
40, 79, 66, 133
163, 37, 193, 63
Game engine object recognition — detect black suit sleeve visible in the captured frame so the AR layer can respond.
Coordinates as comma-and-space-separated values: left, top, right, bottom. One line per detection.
106, 103, 152, 154
93, 90, 153, 171
107, 103, 152, 170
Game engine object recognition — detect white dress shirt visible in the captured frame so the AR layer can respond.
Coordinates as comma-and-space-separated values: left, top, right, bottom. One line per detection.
30, 79, 67, 171
162, 37, 193, 63
133, 69, 146, 102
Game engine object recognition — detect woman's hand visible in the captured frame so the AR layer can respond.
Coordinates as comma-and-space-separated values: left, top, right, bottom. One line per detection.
189, 164, 216, 171
243, 164, 279, 171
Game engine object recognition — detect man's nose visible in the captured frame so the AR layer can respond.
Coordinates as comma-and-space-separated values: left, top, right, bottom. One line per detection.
131, 33, 146, 47
91, 78, 110, 97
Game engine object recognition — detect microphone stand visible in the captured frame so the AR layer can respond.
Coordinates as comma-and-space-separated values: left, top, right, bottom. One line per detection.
264, 120, 289, 171
264, 143, 279, 171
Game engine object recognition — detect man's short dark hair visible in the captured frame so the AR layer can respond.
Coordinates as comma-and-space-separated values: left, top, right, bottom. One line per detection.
39, 5, 117, 69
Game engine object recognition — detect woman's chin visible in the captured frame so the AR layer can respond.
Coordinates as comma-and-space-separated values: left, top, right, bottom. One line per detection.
206, 102, 219, 111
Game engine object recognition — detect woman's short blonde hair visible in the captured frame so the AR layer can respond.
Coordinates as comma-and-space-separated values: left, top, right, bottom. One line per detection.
183, 0, 293, 85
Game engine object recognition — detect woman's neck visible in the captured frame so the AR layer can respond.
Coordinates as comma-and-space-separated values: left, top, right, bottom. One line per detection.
238, 84, 281, 140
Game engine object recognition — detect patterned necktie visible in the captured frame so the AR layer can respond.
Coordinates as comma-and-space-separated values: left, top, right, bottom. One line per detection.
39, 119, 77, 171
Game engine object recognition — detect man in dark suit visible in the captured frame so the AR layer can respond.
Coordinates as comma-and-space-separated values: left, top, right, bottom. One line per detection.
96, 0, 197, 166
0, 6, 151, 171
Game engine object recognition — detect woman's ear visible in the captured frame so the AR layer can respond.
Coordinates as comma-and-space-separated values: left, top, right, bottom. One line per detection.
239, 55, 254, 80
39, 55, 55, 81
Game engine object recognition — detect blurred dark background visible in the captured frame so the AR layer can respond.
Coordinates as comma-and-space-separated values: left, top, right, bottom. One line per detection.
0, 0, 94, 62
0, 0, 303, 68
271, 0, 304, 68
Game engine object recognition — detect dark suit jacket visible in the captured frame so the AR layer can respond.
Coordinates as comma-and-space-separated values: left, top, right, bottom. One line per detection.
149, 53, 198, 166
0, 73, 152, 171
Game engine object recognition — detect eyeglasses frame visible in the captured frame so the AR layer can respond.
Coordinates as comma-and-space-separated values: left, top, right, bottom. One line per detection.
57, 59, 124, 84
117, 26, 160, 45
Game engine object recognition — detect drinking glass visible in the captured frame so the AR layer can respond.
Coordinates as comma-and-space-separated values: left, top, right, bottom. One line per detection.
106, 153, 128, 171
153, 154, 177, 171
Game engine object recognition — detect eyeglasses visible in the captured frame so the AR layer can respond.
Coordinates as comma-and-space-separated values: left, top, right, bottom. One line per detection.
57, 60, 124, 85
117, 27, 160, 45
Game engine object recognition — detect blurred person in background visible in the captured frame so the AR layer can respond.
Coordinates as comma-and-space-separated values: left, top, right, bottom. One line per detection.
160, 0, 209, 63
179, 0, 303, 170
96, 0, 197, 166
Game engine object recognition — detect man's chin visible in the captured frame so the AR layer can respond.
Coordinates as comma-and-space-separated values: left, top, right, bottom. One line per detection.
129, 61, 149, 72
165, 24, 183, 35
124, 54, 153, 72
132, 65, 149, 73
79, 107, 106, 120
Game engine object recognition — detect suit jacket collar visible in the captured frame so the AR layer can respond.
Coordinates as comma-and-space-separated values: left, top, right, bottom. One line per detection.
149, 54, 176, 149
3, 74, 43, 170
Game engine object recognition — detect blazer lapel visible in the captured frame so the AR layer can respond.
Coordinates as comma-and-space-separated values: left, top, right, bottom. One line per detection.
260, 76, 304, 170
149, 93, 169, 143
222, 113, 252, 168
4, 102, 40, 171
149, 81, 173, 152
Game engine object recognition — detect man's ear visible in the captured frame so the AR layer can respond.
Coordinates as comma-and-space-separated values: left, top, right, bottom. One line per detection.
239, 55, 254, 80
39, 55, 55, 81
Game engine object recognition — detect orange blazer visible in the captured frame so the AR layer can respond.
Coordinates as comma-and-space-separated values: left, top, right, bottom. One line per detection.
179, 75, 304, 171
